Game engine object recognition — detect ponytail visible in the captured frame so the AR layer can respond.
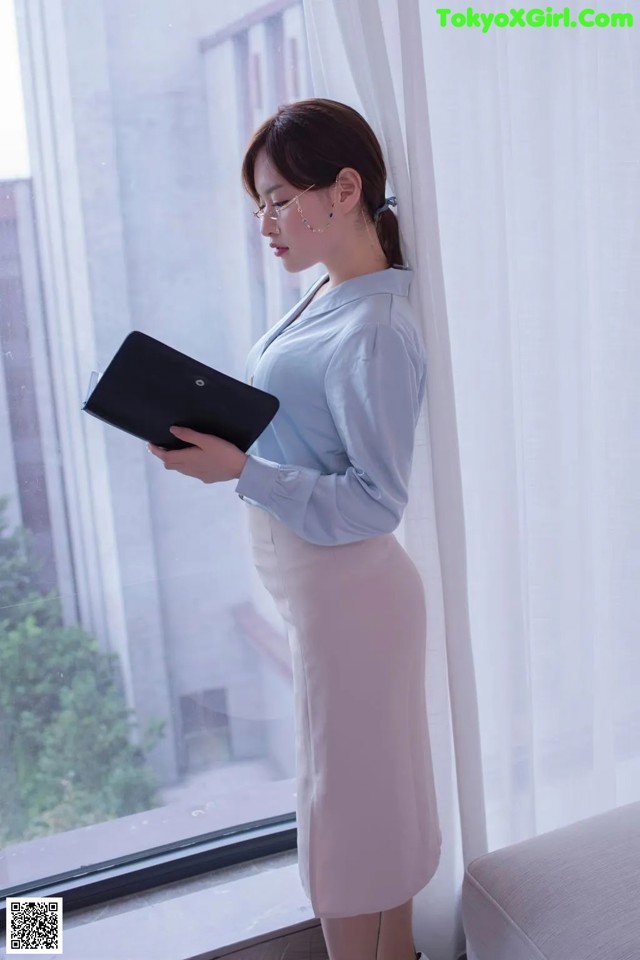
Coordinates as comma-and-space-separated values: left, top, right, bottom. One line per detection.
371, 196, 403, 267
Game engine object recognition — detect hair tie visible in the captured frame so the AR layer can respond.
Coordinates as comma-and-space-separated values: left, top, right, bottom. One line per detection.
373, 196, 397, 223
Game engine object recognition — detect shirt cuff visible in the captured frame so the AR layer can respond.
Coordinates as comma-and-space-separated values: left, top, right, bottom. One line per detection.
235, 454, 280, 504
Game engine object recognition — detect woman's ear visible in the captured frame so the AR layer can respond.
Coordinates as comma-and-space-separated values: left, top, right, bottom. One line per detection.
336, 168, 363, 214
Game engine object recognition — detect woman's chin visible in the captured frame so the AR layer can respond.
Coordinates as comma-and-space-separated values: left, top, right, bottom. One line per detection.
276, 251, 316, 274
279, 255, 303, 272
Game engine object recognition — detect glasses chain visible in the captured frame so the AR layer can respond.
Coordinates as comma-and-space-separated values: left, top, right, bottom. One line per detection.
299, 198, 334, 233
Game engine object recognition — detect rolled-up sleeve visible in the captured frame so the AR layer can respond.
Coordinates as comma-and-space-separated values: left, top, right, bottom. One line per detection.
235, 321, 425, 545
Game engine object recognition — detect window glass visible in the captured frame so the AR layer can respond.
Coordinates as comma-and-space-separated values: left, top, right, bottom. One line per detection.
0, 0, 318, 891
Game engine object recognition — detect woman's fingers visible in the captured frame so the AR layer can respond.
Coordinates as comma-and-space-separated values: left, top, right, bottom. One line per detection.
169, 425, 201, 446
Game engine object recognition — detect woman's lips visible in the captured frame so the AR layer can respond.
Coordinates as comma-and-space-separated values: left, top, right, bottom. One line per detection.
273, 246, 289, 257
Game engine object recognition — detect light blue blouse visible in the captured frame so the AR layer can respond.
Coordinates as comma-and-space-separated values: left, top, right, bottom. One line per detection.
235, 265, 426, 546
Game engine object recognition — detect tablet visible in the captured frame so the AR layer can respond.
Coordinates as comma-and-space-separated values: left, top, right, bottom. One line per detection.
82, 330, 279, 452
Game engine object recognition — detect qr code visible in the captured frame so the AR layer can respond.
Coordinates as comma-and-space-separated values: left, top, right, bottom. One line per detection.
6, 898, 63, 954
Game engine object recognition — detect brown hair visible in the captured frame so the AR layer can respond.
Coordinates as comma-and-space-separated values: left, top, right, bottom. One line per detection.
241, 98, 404, 268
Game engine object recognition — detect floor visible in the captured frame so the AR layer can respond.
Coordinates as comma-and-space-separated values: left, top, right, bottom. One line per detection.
220, 925, 328, 959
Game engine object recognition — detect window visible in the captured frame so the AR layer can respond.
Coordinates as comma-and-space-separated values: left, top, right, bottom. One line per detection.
179, 689, 232, 772
1, 0, 317, 914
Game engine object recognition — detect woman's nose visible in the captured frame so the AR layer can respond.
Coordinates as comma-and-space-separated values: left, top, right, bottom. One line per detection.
260, 210, 278, 237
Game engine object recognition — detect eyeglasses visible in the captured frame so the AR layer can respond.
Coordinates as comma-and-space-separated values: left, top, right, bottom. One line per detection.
253, 184, 317, 221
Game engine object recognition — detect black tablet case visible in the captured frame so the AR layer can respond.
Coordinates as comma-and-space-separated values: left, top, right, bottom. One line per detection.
82, 331, 279, 452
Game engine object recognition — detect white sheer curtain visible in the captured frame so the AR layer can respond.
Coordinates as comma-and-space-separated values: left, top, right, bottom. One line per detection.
303, 2, 640, 958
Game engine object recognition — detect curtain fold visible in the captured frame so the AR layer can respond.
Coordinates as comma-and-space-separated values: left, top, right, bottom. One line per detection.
303, 2, 485, 957
303, 1, 640, 958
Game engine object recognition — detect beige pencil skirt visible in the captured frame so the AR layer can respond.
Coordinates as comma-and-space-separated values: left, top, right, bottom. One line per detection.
245, 502, 442, 918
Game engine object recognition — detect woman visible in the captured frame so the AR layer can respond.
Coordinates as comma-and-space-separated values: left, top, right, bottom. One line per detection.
150, 98, 441, 960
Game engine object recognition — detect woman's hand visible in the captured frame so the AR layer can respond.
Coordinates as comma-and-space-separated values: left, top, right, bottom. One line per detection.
147, 426, 248, 484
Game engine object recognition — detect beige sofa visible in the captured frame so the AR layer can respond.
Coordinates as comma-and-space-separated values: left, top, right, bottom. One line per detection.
461, 799, 640, 960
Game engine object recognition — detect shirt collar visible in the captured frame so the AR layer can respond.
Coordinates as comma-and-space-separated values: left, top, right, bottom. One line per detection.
304, 264, 413, 313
